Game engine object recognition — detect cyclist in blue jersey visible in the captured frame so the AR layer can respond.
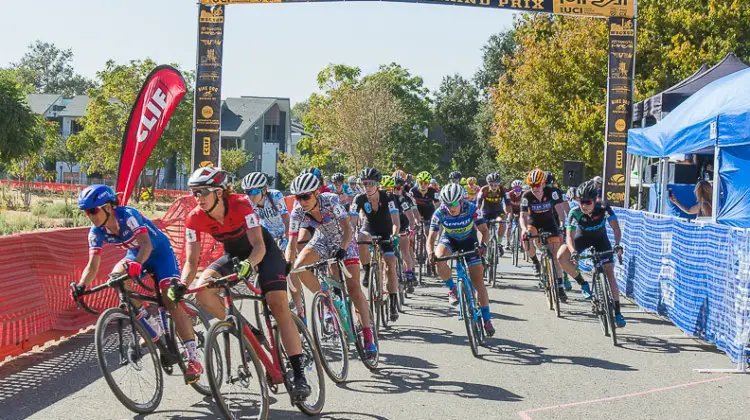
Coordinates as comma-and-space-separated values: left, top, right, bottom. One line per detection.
242, 172, 289, 250
427, 184, 495, 336
74, 184, 202, 383
330, 172, 355, 210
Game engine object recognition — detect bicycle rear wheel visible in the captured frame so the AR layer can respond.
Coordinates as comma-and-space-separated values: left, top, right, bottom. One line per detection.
310, 292, 348, 383
458, 280, 481, 358
278, 315, 326, 416
205, 320, 268, 420
95, 307, 163, 414
512, 225, 520, 267
484, 235, 495, 286
352, 305, 379, 371
491, 238, 499, 288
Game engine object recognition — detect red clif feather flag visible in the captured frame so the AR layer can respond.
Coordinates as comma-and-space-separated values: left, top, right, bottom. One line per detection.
116, 65, 186, 205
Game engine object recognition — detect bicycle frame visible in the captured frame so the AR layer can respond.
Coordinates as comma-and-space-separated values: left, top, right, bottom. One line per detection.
455, 259, 481, 325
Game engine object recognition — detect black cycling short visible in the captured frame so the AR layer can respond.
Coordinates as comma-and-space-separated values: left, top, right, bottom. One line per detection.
208, 250, 288, 295
416, 205, 435, 222
573, 235, 614, 264
529, 221, 560, 237
360, 230, 395, 256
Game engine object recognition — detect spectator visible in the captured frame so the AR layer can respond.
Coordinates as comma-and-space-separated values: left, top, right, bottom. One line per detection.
669, 180, 712, 217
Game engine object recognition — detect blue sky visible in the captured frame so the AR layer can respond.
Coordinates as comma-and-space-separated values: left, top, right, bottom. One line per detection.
1, 0, 515, 104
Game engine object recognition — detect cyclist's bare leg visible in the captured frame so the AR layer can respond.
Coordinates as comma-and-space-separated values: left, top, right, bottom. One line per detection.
292, 247, 322, 295
265, 289, 302, 356
505, 214, 514, 244
194, 269, 228, 320
161, 290, 195, 343
384, 255, 399, 294
399, 236, 415, 270
434, 244, 452, 280
496, 219, 506, 246
556, 245, 578, 278
330, 263, 371, 328
547, 236, 564, 281
603, 262, 620, 301
357, 232, 372, 265
468, 263, 489, 307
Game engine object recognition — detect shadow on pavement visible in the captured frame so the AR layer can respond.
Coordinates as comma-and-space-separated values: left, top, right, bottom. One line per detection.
479, 337, 637, 371
617, 334, 725, 355
379, 325, 468, 348
270, 409, 391, 419
0, 333, 102, 420
338, 366, 523, 403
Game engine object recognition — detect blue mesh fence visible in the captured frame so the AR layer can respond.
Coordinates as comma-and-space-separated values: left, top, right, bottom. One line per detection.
578, 208, 750, 363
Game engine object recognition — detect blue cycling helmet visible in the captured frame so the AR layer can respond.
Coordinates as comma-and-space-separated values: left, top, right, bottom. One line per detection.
78, 184, 116, 210
300, 167, 322, 180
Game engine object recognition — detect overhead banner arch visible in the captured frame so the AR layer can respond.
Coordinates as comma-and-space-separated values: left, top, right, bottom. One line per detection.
193, 0, 636, 206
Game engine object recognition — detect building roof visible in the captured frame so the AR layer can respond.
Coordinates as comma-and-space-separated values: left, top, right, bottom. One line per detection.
57, 95, 91, 117
26, 93, 62, 115
290, 118, 308, 135
221, 96, 278, 138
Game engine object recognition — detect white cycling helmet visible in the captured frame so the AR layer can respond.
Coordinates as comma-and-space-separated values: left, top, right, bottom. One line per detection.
347, 175, 357, 183
188, 167, 228, 188
290, 173, 320, 195
511, 179, 523, 189
440, 183, 464, 203
242, 172, 267, 191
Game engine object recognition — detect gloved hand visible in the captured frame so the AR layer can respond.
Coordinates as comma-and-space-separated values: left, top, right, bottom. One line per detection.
334, 248, 347, 261
427, 253, 435, 265
73, 282, 85, 297
237, 260, 256, 279
476, 243, 487, 257
167, 281, 187, 302
126, 260, 142, 279
613, 244, 624, 255
570, 251, 580, 264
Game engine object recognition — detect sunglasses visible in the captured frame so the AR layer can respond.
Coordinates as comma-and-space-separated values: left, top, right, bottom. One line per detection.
394, 186, 403, 190
84, 207, 102, 215
246, 188, 264, 196
191, 188, 218, 198
579, 199, 594, 206
530, 183, 544, 188
295, 193, 313, 201
363, 181, 378, 187
446, 200, 461, 208
418, 181, 430, 186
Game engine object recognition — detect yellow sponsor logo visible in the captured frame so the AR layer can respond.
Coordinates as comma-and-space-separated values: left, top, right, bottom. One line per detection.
201, 106, 214, 119
554, 0, 635, 19
199, 7, 224, 23
203, 136, 211, 156
610, 173, 625, 183
610, 17, 635, 36
615, 118, 626, 132
200, 160, 214, 168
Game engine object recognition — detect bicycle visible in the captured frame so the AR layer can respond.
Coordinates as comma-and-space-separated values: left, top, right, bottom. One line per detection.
434, 246, 486, 358
359, 235, 394, 330
484, 220, 500, 288
414, 222, 428, 286
292, 257, 379, 382
393, 235, 409, 311
528, 232, 562, 318
508, 215, 521, 267
69, 273, 212, 414
190, 259, 326, 419
579, 247, 622, 346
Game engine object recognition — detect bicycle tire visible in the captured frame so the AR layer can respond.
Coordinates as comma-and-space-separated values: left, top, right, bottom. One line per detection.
540, 255, 553, 311
376, 258, 389, 329
169, 299, 213, 396
512, 225, 520, 267
484, 235, 495, 286
279, 314, 326, 416
95, 307, 163, 414
310, 292, 349, 383
602, 274, 618, 346
459, 280, 480, 358
205, 320, 269, 420
547, 254, 561, 318
592, 271, 609, 337
491, 237, 499, 288
352, 305, 379, 371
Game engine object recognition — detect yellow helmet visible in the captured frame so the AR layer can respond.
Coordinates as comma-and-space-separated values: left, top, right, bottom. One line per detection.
527, 168, 546, 186
381, 175, 395, 189
467, 177, 477, 186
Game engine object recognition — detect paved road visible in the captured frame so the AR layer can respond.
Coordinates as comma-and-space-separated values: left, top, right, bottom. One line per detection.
1, 256, 748, 420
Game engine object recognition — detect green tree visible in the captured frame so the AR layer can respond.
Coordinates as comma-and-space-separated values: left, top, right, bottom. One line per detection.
291, 100, 309, 121
492, 15, 608, 179
0, 73, 46, 164
67, 59, 194, 178
221, 148, 251, 179
474, 31, 517, 98
10, 40, 96, 96
635, 0, 750, 99
434, 74, 480, 174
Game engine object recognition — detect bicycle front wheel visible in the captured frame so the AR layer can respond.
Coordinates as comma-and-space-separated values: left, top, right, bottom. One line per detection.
170, 299, 214, 396
278, 315, 326, 416
458, 281, 481, 358
310, 292, 349, 383
602, 273, 618, 346
95, 307, 163, 414
592, 272, 609, 337
205, 320, 269, 420
547, 255, 561, 318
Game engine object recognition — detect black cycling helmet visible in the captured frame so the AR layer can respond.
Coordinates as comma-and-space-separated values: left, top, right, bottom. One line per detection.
331, 172, 345, 183
393, 175, 406, 187
576, 180, 598, 201
449, 171, 462, 182
360, 167, 382, 182
486, 172, 501, 184
545, 171, 556, 185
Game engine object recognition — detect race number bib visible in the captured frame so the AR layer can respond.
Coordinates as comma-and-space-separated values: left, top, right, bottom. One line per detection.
333, 204, 347, 219
289, 219, 301, 233
245, 213, 260, 229
552, 191, 560, 201
521, 198, 529, 207
126, 216, 140, 230
388, 201, 397, 211
401, 202, 410, 211
186, 228, 197, 243
88, 232, 98, 247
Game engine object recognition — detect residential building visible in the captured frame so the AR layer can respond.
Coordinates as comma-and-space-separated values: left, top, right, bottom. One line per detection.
290, 118, 309, 156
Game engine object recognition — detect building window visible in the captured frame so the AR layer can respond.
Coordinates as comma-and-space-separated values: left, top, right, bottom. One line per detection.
264, 124, 278, 141
71, 119, 83, 135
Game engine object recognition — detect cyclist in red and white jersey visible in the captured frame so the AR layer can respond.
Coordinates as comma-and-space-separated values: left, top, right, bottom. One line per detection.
180, 167, 311, 400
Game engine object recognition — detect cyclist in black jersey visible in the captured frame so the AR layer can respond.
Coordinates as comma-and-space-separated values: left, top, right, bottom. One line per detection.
351, 168, 402, 321
558, 181, 626, 327
389, 175, 420, 290
546, 171, 572, 290
520, 169, 569, 302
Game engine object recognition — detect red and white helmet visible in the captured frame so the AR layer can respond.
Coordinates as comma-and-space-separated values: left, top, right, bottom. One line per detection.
188, 167, 228, 188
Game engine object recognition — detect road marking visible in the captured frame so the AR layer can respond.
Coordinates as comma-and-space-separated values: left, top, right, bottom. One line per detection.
518, 375, 730, 420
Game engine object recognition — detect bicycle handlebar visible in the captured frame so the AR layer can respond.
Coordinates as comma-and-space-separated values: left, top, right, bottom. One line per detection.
69, 272, 131, 316
578, 247, 623, 264
433, 247, 480, 262
290, 257, 352, 279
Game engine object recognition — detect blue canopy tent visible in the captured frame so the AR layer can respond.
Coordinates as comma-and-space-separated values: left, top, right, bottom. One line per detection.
628, 67, 750, 227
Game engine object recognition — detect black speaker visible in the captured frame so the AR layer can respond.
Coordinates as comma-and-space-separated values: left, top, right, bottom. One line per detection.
669, 163, 699, 184
562, 160, 585, 188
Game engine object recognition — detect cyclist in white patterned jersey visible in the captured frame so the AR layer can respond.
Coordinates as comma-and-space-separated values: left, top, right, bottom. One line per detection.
285, 174, 377, 357
242, 172, 289, 249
